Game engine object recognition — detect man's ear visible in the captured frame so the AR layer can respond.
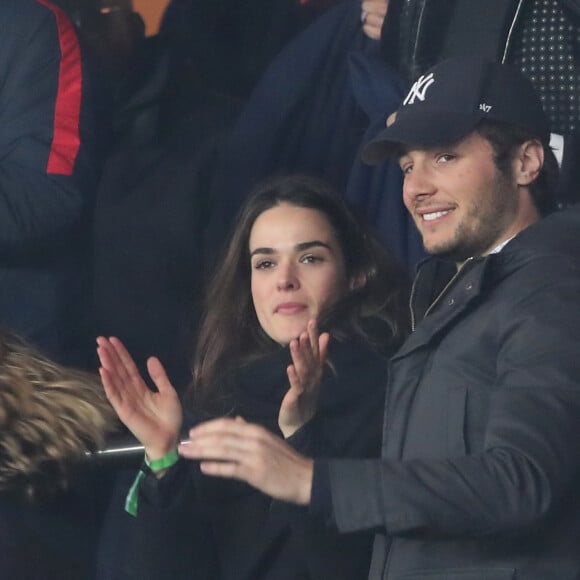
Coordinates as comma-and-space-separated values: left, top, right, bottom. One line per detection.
515, 139, 544, 186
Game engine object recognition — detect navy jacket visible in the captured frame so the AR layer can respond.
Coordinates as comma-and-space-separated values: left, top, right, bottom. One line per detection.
0, 0, 95, 365
316, 207, 580, 579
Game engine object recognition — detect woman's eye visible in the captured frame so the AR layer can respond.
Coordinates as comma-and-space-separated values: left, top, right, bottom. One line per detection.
301, 254, 323, 264
254, 259, 274, 270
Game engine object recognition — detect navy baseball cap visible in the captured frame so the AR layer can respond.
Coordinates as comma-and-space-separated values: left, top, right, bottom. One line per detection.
362, 56, 550, 164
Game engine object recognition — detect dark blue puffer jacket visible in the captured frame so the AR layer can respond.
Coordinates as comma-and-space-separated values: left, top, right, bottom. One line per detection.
0, 0, 96, 365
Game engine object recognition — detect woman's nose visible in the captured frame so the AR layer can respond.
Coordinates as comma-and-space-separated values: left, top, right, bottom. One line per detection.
276, 262, 299, 290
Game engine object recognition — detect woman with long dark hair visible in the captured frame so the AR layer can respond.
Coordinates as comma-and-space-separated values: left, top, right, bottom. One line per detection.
97, 175, 408, 580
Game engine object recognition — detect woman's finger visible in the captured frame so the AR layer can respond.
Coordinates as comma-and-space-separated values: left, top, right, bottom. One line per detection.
97, 337, 135, 386
290, 335, 310, 380
286, 364, 303, 395
318, 332, 330, 364
97, 343, 130, 391
306, 319, 319, 358
146, 356, 174, 395
109, 336, 142, 381
99, 366, 120, 404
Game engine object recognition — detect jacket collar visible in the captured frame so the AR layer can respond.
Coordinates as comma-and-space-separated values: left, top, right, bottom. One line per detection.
396, 207, 580, 359
395, 256, 490, 359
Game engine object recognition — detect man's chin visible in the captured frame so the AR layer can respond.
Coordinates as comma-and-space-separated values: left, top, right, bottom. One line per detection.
424, 237, 454, 257
424, 240, 470, 263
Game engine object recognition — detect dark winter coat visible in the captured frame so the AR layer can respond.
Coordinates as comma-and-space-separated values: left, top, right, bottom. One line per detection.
317, 207, 580, 579
122, 336, 392, 580
0, 0, 96, 365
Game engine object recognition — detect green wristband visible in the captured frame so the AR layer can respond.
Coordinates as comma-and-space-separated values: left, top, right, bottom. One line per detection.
125, 448, 179, 517
145, 448, 179, 471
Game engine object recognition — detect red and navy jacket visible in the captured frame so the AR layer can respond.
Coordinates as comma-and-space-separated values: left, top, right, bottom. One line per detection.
0, 0, 96, 365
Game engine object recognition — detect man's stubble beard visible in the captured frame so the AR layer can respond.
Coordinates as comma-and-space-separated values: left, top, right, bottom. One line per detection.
423, 170, 519, 263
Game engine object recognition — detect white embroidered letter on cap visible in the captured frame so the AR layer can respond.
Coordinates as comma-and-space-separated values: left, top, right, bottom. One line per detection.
403, 73, 435, 106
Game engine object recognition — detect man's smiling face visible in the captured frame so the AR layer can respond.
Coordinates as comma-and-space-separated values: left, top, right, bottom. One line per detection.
399, 131, 523, 262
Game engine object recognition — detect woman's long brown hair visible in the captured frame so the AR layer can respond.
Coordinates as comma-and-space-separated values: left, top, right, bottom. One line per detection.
189, 175, 409, 415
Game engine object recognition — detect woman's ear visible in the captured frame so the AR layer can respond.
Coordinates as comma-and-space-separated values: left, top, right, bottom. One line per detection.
515, 139, 544, 186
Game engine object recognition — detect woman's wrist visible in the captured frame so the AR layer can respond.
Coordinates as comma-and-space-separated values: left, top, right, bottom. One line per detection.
125, 448, 180, 516
144, 447, 180, 480
144, 440, 180, 462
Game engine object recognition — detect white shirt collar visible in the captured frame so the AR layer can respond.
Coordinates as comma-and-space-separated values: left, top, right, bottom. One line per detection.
489, 236, 515, 255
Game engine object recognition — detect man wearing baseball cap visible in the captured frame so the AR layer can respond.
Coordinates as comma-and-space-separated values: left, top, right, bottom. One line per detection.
179, 56, 580, 579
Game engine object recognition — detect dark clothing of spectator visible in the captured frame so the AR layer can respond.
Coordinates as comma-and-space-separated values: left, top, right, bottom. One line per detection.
381, 0, 580, 205
206, 0, 424, 272
92, 39, 239, 580
0, 469, 114, 580
0, 3, 103, 579
311, 206, 580, 579
92, 35, 240, 389
0, 0, 96, 366
122, 337, 390, 580
160, 0, 338, 101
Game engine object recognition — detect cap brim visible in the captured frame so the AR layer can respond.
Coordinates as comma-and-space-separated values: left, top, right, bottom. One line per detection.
361, 111, 480, 165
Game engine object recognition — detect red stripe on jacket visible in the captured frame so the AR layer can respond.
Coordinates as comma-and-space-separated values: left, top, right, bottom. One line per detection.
36, 0, 82, 176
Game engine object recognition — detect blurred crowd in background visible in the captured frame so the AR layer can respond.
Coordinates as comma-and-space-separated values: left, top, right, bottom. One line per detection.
1, 0, 580, 578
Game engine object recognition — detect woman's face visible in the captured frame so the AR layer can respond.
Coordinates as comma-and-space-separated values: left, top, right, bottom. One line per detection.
249, 203, 348, 345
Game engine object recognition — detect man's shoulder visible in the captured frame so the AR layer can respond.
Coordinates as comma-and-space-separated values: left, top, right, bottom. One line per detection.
485, 209, 580, 312
506, 206, 580, 266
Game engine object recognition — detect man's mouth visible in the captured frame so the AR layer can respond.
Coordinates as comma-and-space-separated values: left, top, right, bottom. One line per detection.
421, 209, 452, 222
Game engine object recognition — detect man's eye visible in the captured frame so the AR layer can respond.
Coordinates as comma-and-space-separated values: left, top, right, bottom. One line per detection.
400, 164, 413, 175
437, 153, 455, 163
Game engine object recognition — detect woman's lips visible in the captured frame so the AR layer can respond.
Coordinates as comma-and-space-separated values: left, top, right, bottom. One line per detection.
275, 302, 307, 315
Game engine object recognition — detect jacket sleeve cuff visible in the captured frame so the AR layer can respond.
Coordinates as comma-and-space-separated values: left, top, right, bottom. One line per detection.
139, 457, 189, 509
309, 459, 337, 527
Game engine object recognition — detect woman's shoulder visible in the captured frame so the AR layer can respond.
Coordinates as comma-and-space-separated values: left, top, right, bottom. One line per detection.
329, 316, 400, 361
321, 327, 391, 406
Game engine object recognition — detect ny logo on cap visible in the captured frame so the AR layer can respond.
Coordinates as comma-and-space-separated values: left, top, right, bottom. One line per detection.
403, 73, 435, 106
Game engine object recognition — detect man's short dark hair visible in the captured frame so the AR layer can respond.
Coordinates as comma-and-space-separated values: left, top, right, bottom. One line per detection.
476, 120, 559, 216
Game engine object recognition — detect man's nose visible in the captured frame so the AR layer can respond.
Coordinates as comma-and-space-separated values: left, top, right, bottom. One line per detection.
403, 164, 436, 203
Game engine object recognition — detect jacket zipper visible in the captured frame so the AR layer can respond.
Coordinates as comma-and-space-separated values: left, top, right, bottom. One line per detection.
385, 255, 481, 578
409, 271, 420, 332
410, 257, 477, 332
501, 0, 526, 63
